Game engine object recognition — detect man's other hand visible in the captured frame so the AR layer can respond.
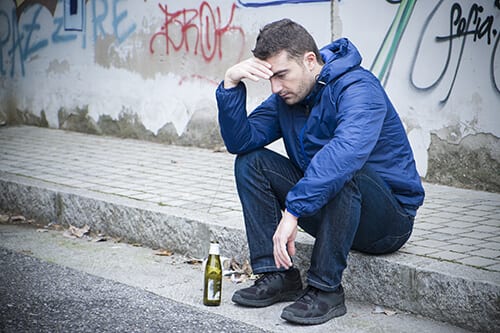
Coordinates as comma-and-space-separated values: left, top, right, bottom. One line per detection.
272, 209, 298, 269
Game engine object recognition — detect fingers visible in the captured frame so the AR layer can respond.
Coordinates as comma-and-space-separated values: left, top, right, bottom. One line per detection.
224, 57, 273, 89
272, 213, 298, 269
273, 234, 292, 269
245, 58, 273, 80
274, 231, 296, 268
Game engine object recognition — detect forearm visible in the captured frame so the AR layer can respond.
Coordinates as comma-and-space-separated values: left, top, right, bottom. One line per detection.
216, 82, 252, 153
216, 82, 281, 154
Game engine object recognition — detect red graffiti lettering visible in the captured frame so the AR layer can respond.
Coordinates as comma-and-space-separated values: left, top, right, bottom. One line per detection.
149, 2, 244, 63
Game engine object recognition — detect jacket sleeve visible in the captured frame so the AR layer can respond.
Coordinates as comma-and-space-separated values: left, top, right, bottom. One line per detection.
216, 81, 281, 154
285, 77, 387, 217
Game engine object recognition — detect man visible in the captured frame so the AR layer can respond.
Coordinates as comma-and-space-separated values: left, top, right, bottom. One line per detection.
215, 19, 424, 325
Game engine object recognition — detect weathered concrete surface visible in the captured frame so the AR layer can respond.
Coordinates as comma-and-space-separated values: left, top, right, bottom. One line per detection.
344, 250, 500, 332
56, 106, 224, 149
0, 179, 58, 224
0, 176, 245, 261
426, 133, 500, 193
0, 247, 266, 333
1, 126, 499, 332
0, 173, 498, 333
0, 224, 474, 333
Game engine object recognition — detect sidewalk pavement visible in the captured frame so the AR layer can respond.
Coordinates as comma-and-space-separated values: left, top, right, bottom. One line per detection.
0, 125, 499, 332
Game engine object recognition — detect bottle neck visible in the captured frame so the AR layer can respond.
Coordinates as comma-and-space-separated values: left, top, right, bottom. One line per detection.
209, 243, 220, 255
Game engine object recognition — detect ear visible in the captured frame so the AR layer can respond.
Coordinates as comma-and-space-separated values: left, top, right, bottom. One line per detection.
303, 52, 317, 71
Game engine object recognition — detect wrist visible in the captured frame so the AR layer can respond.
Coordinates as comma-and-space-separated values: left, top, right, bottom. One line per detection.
223, 77, 239, 89
285, 209, 299, 221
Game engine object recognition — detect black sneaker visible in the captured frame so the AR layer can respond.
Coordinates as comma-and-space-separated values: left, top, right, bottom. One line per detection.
231, 267, 303, 307
280, 285, 347, 325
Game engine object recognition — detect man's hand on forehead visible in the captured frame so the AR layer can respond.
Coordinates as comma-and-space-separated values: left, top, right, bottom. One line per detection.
224, 57, 273, 89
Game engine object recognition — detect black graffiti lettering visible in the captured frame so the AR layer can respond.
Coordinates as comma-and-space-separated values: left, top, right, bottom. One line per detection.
491, 29, 499, 93
411, 1, 499, 104
436, 4, 496, 45
476, 12, 495, 43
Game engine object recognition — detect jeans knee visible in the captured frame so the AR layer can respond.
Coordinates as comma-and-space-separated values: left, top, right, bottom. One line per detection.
235, 148, 271, 175
235, 150, 256, 176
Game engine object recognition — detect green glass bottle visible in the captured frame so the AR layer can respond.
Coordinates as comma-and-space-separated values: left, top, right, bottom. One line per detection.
203, 242, 222, 306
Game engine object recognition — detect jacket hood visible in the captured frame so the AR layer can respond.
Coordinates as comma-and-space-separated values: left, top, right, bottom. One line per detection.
303, 38, 362, 107
319, 38, 362, 84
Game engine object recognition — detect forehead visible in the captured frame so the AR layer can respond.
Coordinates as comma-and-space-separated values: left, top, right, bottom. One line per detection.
267, 51, 301, 73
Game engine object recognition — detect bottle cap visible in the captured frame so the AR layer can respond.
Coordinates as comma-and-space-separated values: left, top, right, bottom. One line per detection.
209, 242, 220, 255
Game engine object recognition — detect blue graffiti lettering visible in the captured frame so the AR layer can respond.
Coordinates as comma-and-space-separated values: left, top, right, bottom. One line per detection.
92, 0, 108, 42
52, 16, 78, 43
1, 1, 137, 77
112, 0, 136, 44
236, 0, 329, 8
0, 10, 10, 76
22, 5, 48, 61
7, 8, 25, 77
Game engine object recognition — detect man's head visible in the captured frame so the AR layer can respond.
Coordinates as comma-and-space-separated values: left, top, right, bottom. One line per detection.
252, 19, 324, 105
252, 19, 322, 64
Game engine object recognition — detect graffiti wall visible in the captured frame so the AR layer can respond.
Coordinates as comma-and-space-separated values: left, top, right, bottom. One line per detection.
336, 0, 499, 191
0, 0, 498, 191
0, 0, 331, 146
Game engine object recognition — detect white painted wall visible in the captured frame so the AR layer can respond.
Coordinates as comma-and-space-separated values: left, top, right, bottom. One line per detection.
335, 0, 500, 176
0, 0, 330, 135
1, 0, 498, 180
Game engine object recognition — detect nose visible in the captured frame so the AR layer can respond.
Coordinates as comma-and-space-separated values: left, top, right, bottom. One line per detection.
270, 78, 282, 94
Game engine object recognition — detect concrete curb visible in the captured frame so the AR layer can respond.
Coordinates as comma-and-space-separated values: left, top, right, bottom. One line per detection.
1, 172, 498, 333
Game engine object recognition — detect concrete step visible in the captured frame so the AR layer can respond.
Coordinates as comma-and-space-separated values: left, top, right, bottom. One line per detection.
0, 173, 498, 332
1, 126, 499, 332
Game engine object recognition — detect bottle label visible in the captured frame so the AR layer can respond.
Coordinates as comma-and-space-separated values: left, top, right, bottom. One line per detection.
206, 279, 221, 300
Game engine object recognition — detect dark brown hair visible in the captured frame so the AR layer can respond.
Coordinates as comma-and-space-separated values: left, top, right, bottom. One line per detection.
252, 19, 323, 64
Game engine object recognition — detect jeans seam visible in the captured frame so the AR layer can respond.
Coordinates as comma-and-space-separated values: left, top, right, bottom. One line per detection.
307, 276, 340, 291
245, 164, 284, 227
253, 265, 282, 274
362, 228, 413, 253
262, 167, 299, 188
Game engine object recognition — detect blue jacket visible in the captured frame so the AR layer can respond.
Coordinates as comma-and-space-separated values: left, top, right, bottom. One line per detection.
216, 38, 424, 217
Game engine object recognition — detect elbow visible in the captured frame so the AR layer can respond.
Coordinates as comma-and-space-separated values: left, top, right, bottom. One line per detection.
220, 133, 250, 155
225, 144, 247, 155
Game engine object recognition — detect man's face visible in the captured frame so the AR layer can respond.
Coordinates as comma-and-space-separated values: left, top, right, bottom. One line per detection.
266, 51, 316, 105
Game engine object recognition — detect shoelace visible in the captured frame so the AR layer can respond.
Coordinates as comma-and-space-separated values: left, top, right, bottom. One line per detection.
297, 286, 319, 304
254, 271, 281, 286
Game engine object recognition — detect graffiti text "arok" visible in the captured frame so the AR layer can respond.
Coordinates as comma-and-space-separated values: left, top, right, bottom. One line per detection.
149, 2, 244, 62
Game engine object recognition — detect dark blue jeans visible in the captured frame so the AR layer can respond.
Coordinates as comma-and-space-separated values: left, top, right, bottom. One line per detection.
234, 148, 414, 292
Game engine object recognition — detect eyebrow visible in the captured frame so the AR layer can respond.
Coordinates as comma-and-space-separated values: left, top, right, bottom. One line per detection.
270, 69, 288, 78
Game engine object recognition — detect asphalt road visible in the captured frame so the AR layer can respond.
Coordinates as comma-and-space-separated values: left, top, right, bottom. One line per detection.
0, 248, 266, 333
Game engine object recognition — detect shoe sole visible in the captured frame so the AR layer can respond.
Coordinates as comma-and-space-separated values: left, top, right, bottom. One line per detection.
280, 303, 347, 325
231, 290, 302, 308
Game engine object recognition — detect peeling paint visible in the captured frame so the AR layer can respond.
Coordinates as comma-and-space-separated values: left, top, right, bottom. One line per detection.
54, 105, 223, 148
46, 59, 70, 75
426, 133, 500, 193
5, 108, 48, 127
